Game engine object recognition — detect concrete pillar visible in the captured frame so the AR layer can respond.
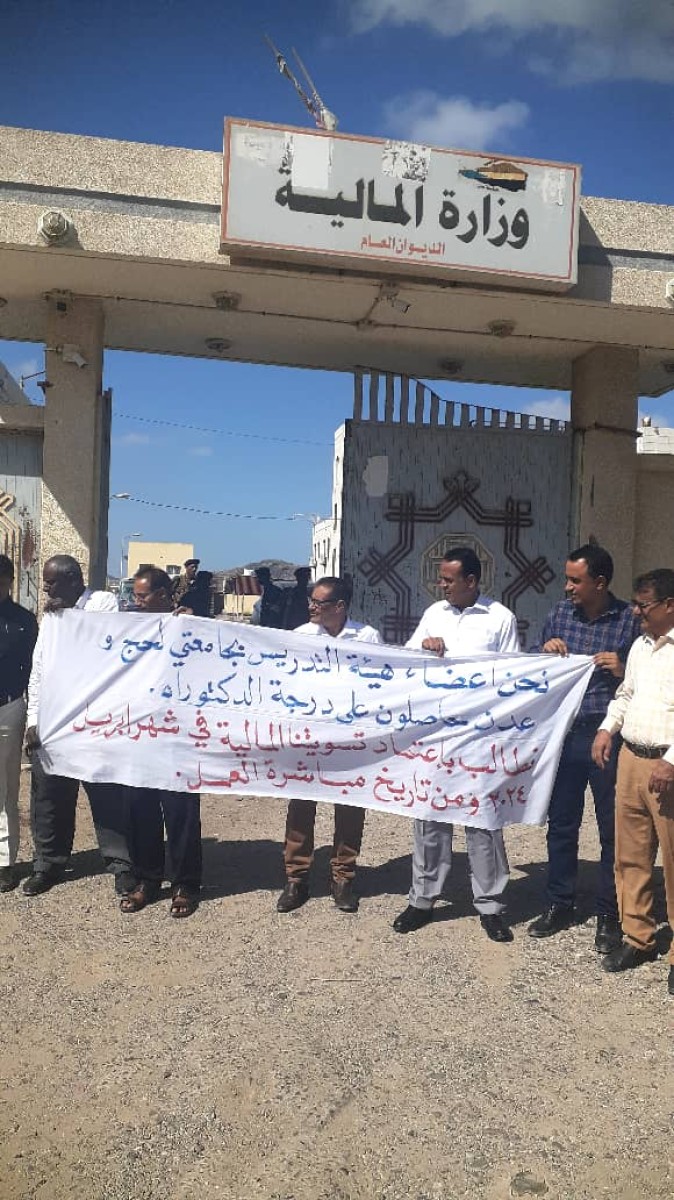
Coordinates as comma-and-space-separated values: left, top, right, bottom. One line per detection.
571, 346, 639, 597
41, 296, 110, 588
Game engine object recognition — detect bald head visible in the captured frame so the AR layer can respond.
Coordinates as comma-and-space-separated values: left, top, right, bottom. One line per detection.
43, 555, 85, 611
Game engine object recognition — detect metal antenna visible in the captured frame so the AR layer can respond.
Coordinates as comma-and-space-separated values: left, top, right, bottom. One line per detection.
291, 46, 338, 131
264, 35, 338, 131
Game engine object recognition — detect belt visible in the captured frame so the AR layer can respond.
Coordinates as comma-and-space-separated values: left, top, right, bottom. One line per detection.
623, 740, 669, 760
0, 692, 23, 708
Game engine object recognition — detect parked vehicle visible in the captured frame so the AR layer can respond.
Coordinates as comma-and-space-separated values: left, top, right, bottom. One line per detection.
118, 578, 136, 611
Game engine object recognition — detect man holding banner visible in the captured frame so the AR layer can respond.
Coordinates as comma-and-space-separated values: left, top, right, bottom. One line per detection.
276, 575, 382, 914
120, 568, 202, 919
527, 545, 640, 952
393, 548, 520, 942
592, 568, 674, 993
23, 555, 133, 898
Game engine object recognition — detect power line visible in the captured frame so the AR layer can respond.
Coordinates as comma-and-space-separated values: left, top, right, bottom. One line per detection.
115, 495, 337, 522
115, 411, 330, 447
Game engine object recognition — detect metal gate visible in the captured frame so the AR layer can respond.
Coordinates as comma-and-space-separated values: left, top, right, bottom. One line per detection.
0, 431, 42, 612
334, 371, 572, 648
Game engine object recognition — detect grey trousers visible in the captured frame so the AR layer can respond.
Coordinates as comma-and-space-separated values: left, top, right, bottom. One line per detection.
409, 819, 509, 914
30, 755, 131, 877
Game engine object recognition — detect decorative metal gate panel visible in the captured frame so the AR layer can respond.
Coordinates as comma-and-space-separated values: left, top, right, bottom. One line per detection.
340, 372, 572, 649
0, 431, 42, 611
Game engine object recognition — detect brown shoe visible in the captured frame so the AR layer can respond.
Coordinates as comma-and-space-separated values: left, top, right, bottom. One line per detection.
331, 879, 359, 912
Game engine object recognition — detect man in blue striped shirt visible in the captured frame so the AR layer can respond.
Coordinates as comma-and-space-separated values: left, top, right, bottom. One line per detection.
528, 544, 641, 952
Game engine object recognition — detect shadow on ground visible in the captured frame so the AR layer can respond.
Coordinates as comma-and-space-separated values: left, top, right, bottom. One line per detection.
24, 839, 669, 932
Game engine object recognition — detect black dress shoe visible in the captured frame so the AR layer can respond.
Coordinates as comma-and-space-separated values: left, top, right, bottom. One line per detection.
595, 915, 622, 954
392, 905, 433, 934
23, 868, 63, 896
114, 870, 138, 897
276, 879, 309, 913
331, 879, 359, 912
480, 914, 514, 943
0, 866, 18, 893
602, 942, 658, 973
668, 967, 674, 996
527, 905, 574, 938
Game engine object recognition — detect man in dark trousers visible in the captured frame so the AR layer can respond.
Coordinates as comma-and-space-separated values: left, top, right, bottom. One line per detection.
23, 555, 133, 897
528, 543, 641, 952
0, 555, 38, 892
120, 567, 202, 919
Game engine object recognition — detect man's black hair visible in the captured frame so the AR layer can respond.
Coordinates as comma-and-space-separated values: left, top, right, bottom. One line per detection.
312, 576, 351, 605
568, 544, 614, 585
442, 546, 481, 581
134, 565, 173, 594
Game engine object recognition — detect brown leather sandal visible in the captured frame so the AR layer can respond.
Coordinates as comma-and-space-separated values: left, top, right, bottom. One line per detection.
119, 881, 159, 914
169, 887, 199, 919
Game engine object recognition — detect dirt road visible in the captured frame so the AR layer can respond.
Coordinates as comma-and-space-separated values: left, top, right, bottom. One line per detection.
0, 786, 671, 1200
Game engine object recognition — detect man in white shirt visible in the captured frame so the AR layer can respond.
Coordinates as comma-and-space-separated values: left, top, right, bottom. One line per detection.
23, 555, 133, 897
592, 568, 674, 995
277, 575, 382, 914
393, 547, 521, 942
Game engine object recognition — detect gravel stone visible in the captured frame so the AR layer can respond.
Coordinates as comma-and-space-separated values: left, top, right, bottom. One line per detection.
0, 784, 671, 1199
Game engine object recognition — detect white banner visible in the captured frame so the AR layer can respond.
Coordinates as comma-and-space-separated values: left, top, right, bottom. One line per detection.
36, 612, 594, 829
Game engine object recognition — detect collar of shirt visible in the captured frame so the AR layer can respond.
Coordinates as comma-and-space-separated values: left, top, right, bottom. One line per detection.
75, 589, 92, 610
570, 595, 624, 624
443, 593, 490, 616
644, 630, 674, 651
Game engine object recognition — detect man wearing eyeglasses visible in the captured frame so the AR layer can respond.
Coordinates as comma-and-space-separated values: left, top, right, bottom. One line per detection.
120, 567, 202, 919
592, 569, 674, 994
527, 544, 641, 952
276, 575, 382, 914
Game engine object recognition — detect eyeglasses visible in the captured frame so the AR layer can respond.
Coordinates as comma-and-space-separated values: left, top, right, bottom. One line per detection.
632, 598, 669, 613
309, 597, 338, 608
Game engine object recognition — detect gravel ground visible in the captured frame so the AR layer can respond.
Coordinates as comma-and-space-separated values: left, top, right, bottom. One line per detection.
1, 778, 672, 1200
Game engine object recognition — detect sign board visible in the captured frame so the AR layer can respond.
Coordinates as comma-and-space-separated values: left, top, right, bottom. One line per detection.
221, 119, 581, 290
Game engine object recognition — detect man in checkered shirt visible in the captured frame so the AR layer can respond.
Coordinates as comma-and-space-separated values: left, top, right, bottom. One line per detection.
528, 544, 641, 953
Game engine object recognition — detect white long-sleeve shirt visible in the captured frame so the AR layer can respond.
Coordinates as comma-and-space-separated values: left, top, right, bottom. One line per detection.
294, 618, 382, 644
405, 594, 520, 655
599, 632, 674, 765
26, 589, 118, 727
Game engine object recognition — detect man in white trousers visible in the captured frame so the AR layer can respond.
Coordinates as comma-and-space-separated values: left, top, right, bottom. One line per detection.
393, 547, 520, 942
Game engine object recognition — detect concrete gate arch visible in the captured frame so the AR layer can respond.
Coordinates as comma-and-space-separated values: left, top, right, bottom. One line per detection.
1, 122, 674, 614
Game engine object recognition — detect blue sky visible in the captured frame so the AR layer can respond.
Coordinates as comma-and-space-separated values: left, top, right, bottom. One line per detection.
2, 0, 673, 573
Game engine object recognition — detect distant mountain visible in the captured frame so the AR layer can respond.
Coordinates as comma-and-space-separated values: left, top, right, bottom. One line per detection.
212, 559, 305, 589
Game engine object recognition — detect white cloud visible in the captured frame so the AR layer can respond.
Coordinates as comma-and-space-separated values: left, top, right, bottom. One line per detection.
351, 0, 674, 83
524, 395, 571, 421
115, 432, 151, 446
15, 357, 40, 380
188, 445, 213, 458
383, 92, 529, 151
